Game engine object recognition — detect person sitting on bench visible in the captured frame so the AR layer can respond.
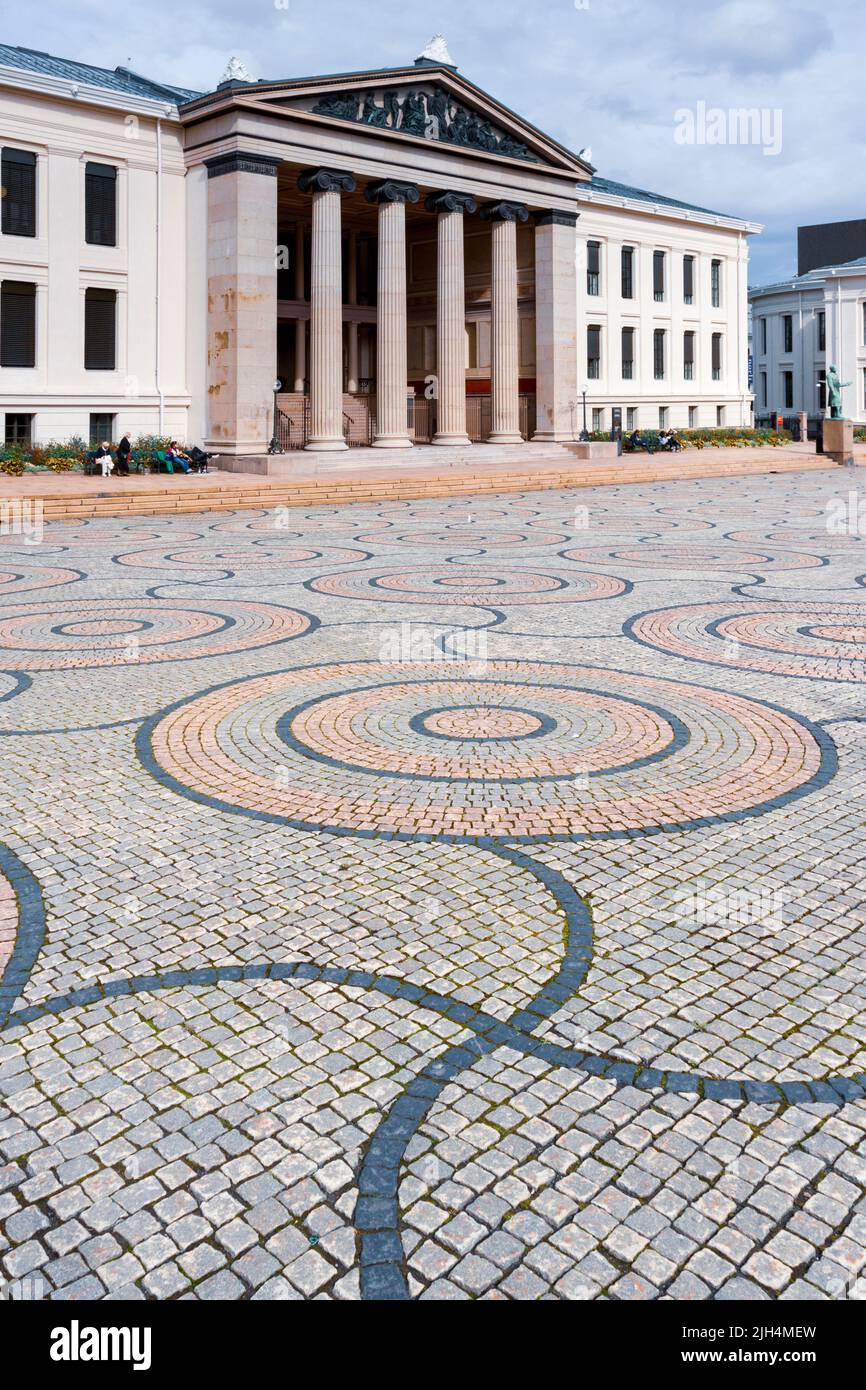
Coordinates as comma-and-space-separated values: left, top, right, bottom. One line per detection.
166, 441, 192, 474
627, 429, 655, 455
94, 441, 114, 477
658, 428, 682, 452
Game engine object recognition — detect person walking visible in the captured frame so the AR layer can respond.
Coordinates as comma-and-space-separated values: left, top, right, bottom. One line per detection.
116, 432, 131, 477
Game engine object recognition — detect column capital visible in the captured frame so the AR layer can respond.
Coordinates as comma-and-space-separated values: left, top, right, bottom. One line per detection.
364, 179, 420, 205
424, 190, 477, 215
205, 151, 281, 179
480, 200, 529, 223
298, 167, 356, 194
535, 209, 579, 227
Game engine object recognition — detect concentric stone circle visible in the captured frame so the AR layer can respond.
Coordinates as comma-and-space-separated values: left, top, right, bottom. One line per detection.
727, 525, 861, 549
0, 563, 81, 595
627, 601, 866, 682
114, 543, 368, 573
143, 658, 832, 842
355, 528, 569, 549
308, 566, 629, 606
0, 598, 314, 669
562, 544, 822, 571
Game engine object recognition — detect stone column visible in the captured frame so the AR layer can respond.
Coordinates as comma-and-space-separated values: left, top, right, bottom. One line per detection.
533, 209, 579, 442
481, 201, 528, 444
293, 221, 306, 392
204, 151, 281, 455
425, 191, 476, 446
365, 180, 419, 448
346, 229, 359, 393
298, 167, 356, 451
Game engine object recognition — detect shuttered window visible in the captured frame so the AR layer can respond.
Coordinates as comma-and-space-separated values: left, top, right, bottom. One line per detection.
1, 148, 36, 237
653, 251, 665, 301
653, 328, 666, 379
586, 241, 600, 295
711, 259, 721, 307
712, 332, 723, 380
587, 324, 601, 379
84, 288, 116, 370
621, 327, 634, 379
684, 330, 695, 380
0, 280, 36, 367
621, 246, 634, 299
683, 255, 694, 304
85, 163, 117, 246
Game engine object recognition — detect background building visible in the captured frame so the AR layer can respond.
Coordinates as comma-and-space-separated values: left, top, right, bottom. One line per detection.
750, 219, 866, 427
0, 40, 759, 453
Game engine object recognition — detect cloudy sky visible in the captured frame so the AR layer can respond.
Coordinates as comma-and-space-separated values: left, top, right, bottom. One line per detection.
6, 0, 863, 284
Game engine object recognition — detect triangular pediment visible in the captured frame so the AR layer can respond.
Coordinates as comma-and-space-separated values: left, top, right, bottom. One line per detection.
196, 65, 591, 178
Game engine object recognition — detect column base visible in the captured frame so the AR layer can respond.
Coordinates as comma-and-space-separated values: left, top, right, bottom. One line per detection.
372, 435, 413, 448
304, 438, 349, 452
432, 433, 472, 446
532, 430, 577, 444
487, 432, 524, 445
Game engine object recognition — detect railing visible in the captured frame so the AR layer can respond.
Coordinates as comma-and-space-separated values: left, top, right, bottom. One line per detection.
342, 409, 375, 447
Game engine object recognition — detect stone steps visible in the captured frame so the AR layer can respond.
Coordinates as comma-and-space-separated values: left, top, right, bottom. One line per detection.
26, 451, 833, 520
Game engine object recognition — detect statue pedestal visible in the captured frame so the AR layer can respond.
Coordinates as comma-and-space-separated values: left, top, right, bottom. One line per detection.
823, 418, 854, 466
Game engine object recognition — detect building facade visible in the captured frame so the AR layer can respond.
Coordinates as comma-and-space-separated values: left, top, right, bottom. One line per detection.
749, 254, 866, 427
0, 40, 759, 454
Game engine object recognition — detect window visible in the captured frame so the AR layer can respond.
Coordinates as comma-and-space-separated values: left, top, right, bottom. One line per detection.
592, 408, 603, 431
716, 405, 725, 427
1, 148, 36, 237
4, 413, 33, 446
711, 259, 721, 308
653, 251, 666, 302
783, 370, 793, 409
760, 317, 767, 355
586, 240, 600, 296
688, 406, 698, 427
817, 310, 826, 352
84, 288, 117, 370
89, 412, 115, 445
0, 280, 36, 367
621, 326, 635, 380
783, 314, 793, 354
626, 407, 636, 431
712, 333, 723, 381
818, 369, 826, 412
621, 246, 634, 299
683, 255, 695, 305
863, 303, 866, 346
760, 370, 767, 408
653, 328, 666, 379
587, 324, 601, 380
659, 407, 669, 430
683, 331, 695, 381
85, 162, 117, 247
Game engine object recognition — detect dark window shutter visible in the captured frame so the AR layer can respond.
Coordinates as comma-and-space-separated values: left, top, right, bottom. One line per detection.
621, 246, 633, 298
684, 332, 695, 365
683, 256, 694, 299
587, 241, 600, 275
85, 163, 117, 246
2, 148, 36, 237
84, 288, 116, 370
0, 280, 36, 366
587, 325, 600, 357
712, 334, 722, 372
653, 251, 665, 297
621, 327, 634, 362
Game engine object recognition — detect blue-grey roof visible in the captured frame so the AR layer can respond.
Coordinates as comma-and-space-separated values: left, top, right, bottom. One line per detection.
0, 44, 201, 102
585, 175, 733, 220
750, 255, 866, 296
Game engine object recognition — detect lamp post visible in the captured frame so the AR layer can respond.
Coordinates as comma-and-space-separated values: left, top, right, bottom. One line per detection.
267, 378, 284, 455
579, 389, 589, 441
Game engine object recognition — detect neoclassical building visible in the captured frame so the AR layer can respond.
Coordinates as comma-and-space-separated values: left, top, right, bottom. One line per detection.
0, 37, 759, 455
749, 247, 866, 428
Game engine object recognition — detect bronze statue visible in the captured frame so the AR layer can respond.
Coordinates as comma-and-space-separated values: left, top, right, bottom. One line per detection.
826, 364, 851, 419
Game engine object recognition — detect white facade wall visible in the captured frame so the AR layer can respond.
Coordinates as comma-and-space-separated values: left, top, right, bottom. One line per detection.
0, 77, 190, 445
575, 193, 754, 431
750, 269, 866, 424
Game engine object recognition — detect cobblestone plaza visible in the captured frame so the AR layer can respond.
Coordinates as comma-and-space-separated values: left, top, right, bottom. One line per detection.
1, 467, 865, 1302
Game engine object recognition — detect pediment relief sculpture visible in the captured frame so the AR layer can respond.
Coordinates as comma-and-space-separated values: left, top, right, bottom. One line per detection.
311, 84, 538, 162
